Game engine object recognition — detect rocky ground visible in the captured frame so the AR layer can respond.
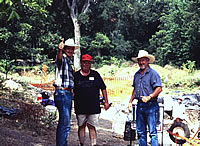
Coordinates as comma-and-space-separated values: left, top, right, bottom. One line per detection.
0, 79, 132, 146
0, 100, 199, 146
0, 107, 131, 146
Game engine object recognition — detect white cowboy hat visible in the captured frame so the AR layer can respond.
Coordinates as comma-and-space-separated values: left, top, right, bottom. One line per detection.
131, 50, 155, 63
64, 38, 80, 49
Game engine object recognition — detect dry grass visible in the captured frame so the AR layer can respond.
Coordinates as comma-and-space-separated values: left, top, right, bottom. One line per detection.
3, 63, 200, 100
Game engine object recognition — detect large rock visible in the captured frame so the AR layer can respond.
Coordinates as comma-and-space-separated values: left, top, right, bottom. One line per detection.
2, 80, 23, 91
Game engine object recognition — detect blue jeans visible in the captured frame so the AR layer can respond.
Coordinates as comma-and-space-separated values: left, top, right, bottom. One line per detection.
136, 101, 159, 146
54, 89, 73, 146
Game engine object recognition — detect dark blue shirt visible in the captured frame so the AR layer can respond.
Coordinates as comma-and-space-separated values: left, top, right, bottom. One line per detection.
132, 67, 162, 101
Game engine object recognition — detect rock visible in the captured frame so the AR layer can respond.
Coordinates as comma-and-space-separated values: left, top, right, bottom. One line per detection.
2, 80, 23, 91
45, 105, 57, 113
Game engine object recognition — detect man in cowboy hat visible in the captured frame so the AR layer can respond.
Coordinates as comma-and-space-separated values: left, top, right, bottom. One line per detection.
128, 50, 162, 146
53, 38, 79, 146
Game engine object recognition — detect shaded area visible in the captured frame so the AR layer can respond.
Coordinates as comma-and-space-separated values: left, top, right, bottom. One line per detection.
0, 125, 56, 146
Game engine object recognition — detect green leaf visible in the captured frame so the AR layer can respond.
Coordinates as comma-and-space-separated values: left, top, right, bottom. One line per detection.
7, 10, 19, 21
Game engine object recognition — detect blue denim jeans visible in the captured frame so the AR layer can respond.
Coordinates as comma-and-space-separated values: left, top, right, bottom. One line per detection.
136, 101, 159, 146
54, 89, 73, 146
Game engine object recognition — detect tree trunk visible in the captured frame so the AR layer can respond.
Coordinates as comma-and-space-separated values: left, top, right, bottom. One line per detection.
66, 0, 94, 71
97, 48, 101, 57
72, 17, 81, 71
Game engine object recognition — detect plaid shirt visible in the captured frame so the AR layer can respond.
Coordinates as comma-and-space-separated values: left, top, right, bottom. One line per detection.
53, 54, 74, 89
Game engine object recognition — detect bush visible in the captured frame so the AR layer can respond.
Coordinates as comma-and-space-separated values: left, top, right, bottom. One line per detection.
195, 79, 200, 86
93, 56, 125, 69
0, 59, 16, 76
181, 60, 196, 73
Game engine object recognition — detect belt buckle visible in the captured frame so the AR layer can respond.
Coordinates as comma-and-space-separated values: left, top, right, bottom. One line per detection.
57, 87, 62, 90
57, 87, 65, 90
56, 87, 71, 91
63, 87, 71, 91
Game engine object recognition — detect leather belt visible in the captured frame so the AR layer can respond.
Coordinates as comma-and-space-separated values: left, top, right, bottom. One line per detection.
138, 99, 157, 103
56, 87, 71, 91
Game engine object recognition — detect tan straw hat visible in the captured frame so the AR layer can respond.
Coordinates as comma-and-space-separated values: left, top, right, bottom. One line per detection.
131, 50, 155, 63
64, 38, 80, 49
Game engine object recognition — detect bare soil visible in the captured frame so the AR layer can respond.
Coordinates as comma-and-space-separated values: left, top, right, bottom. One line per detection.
1, 104, 199, 146
0, 106, 132, 146
0, 94, 199, 146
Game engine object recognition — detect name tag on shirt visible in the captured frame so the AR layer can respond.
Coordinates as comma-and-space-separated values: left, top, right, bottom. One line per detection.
89, 77, 94, 80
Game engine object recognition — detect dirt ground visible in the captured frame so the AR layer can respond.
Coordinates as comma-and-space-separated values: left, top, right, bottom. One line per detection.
0, 102, 199, 146
0, 107, 133, 146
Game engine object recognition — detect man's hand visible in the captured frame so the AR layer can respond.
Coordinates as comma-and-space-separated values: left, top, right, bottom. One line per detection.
128, 102, 132, 112
141, 96, 151, 103
104, 102, 110, 110
58, 38, 65, 50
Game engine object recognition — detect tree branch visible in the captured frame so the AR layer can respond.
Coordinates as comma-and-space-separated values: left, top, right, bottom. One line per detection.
66, 0, 78, 18
82, 0, 90, 13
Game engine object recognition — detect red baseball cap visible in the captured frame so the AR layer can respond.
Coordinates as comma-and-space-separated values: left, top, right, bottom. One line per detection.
81, 54, 92, 61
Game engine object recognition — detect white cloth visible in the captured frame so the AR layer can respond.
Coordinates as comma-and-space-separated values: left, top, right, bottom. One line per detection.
172, 101, 186, 119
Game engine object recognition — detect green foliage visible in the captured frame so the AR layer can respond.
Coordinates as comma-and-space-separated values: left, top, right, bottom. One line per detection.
110, 30, 132, 58
181, 60, 196, 73
0, 0, 199, 71
0, 0, 19, 22
0, 0, 13, 5
0, 27, 12, 42
17, 23, 32, 40
0, 59, 15, 75
15, 65, 39, 74
91, 33, 111, 48
93, 56, 125, 69
78, 13, 90, 25
152, 64, 200, 93
149, 1, 200, 67
39, 32, 60, 59
195, 79, 200, 86
0, 0, 52, 22
0, 73, 5, 84
80, 36, 92, 50
90, 33, 114, 56
93, 56, 108, 68
24, 0, 53, 15
7, 8, 20, 21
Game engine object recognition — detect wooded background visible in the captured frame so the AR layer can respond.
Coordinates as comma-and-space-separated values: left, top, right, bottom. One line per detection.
0, 0, 199, 71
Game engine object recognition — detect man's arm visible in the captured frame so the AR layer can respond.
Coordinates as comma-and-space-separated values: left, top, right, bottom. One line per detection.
128, 88, 135, 112
151, 86, 162, 98
57, 38, 65, 62
102, 89, 110, 110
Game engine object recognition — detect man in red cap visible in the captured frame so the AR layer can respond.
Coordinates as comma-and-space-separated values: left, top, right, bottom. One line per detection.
74, 54, 110, 146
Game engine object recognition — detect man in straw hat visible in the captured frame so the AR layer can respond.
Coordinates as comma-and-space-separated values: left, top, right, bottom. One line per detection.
128, 50, 162, 146
53, 38, 79, 146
